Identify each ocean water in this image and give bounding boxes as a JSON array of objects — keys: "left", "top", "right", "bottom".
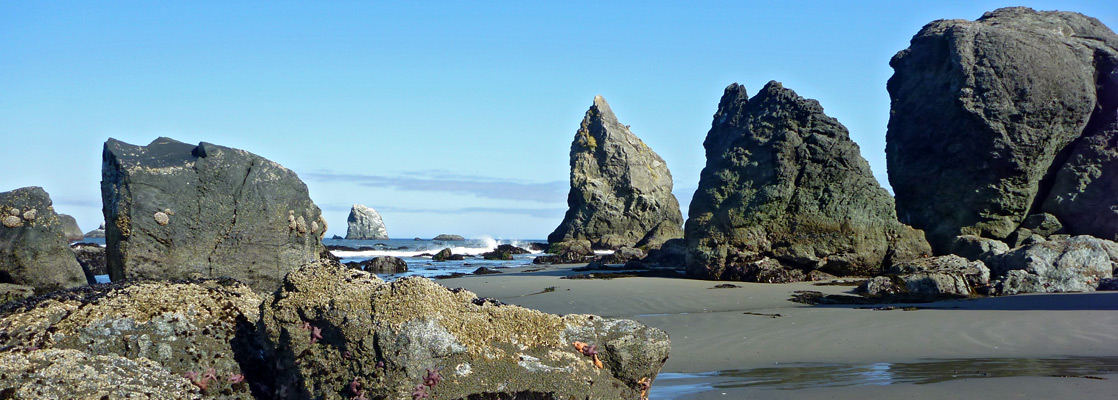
[
  {"left": 325, "top": 237, "right": 547, "bottom": 280},
  {"left": 82, "top": 236, "right": 547, "bottom": 283}
]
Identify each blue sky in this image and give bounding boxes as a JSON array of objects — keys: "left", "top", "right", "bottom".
[{"left": 2, "top": 1, "right": 1115, "bottom": 239}]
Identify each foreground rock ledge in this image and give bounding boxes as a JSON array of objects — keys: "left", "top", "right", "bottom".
[
  {"left": 263, "top": 260, "right": 670, "bottom": 399},
  {"left": 0, "top": 261, "right": 669, "bottom": 399}
]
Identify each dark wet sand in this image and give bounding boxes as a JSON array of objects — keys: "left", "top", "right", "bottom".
[{"left": 439, "top": 264, "right": 1118, "bottom": 399}]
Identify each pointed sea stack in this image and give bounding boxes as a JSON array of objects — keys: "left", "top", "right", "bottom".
[
  {"left": 101, "top": 137, "right": 328, "bottom": 292},
  {"left": 685, "top": 82, "right": 931, "bottom": 280},
  {"left": 549, "top": 96, "right": 684, "bottom": 250},
  {"left": 345, "top": 204, "right": 389, "bottom": 240},
  {"left": 887, "top": 7, "right": 1118, "bottom": 250}
]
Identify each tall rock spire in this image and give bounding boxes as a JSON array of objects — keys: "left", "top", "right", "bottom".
[{"left": 548, "top": 95, "right": 684, "bottom": 250}]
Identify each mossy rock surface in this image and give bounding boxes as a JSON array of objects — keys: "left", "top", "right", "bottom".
[{"left": 260, "top": 260, "right": 670, "bottom": 399}]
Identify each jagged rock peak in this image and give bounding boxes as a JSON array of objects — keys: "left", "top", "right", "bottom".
[
  {"left": 346, "top": 203, "right": 388, "bottom": 240},
  {"left": 549, "top": 95, "right": 684, "bottom": 250},
  {"left": 685, "top": 81, "right": 930, "bottom": 280}
]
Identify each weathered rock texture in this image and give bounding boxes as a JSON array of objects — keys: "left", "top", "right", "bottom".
[
  {"left": 0, "top": 279, "right": 264, "bottom": 399},
  {"left": 101, "top": 137, "right": 328, "bottom": 292},
  {"left": 0, "top": 187, "right": 87, "bottom": 292},
  {"left": 685, "top": 82, "right": 931, "bottom": 280},
  {"left": 344, "top": 255, "right": 408, "bottom": 274},
  {"left": 549, "top": 95, "right": 684, "bottom": 250},
  {"left": 345, "top": 204, "right": 388, "bottom": 240},
  {"left": 71, "top": 242, "right": 107, "bottom": 284},
  {"left": 58, "top": 213, "right": 84, "bottom": 242},
  {"left": 858, "top": 255, "right": 991, "bottom": 297},
  {"left": 990, "top": 235, "right": 1118, "bottom": 294},
  {"left": 84, "top": 222, "right": 106, "bottom": 238},
  {"left": 0, "top": 348, "right": 201, "bottom": 399},
  {"left": 887, "top": 7, "right": 1118, "bottom": 250},
  {"left": 260, "top": 260, "right": 669, "bottom": 399}
]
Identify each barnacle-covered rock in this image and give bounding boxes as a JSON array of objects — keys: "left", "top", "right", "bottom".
[
  {"left": 260, "top": 259, "right": 670, "bottom": 399},
  {"left": 0, "top": 348, "right": 202, "bottom": 399},
  {"left": 0, "top": 279, "right": 264, "bottom": 399},
  {"left": 0, "top": 186, "right": 87, "bottom": 292}
]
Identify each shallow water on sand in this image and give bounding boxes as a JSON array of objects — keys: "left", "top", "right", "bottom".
[{"left": 651, "top": 356, "right": 1118, "bottom": 399}]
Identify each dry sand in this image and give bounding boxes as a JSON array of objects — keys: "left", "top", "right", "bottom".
[{"left": 439, "top": 264, "right": 1118, "bottom": 399}]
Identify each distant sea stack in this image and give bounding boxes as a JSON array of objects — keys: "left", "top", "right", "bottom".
[
  {"left": 685, "top": 82, "right": 930, "bottom": 280},
  {"left": 0, "top": 187, "right": 87, "bottom": 292},
  {"left": 101, "top": 137, "right": 328, "bottom": 292},
  {"left": 887, "top": 7, "right": 1118, "bottom": 251},
  {"left": 548, "top": 95, "right": 684, "bottom": 250},
  {"left": 57, "top": 214, "right": 84, "bottom": 242},
  {"left": 345, "top": 204, "right": 388, "bottom": 240}
]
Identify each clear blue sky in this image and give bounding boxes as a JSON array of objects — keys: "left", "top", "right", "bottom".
[{"left": 2, "top": 1, "right": 1115, "bottom": 239}]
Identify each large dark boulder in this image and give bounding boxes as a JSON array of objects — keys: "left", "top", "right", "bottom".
[
  {"left": 0, "top": 187, "right": 87, "bottom": 292},
  {"left": 685, "top": 82, "right": 931, "bottom": 280},
  {"left": 345, "top": 203, "right": 388, "bottom": 240},
  {"left": 57, "top": 214, "right": 84, "bottom": 242},
  {"left": 260, "top": 260, "right": 669, "bottom": 399},
  {"left": 345, "top": 255, "right": 408, "bottom": 274},
  {"left": 101, "top": 137, "right": 328, "bottom": 293},
  {"left": 71, "top": 242, "right": 107, "bottom": 284},
  {"left": 887, "top": 7, "right": 1118, "bottom": 250},
  {"left": 549, "top": 96, "right": 684, "bottom": 250}
]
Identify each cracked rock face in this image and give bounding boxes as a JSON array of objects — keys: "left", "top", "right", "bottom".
[
  {"left": 549, "top": 95, "right": 684, "bottom": 250},
  {"left": 887, "top": 7, "right": 1118, "bottom": 250},
  {"left": 0, "top": 186, "right": 87, "bottom": 292},
  {"left": 685, "top": 82, "right": 930, "bottom": 280},
  {"left": 260, "top": 260, "right": 669, "bottom": 399},
  {"left": 101, "top": 137, "right": 328, "bottom": 292},
  {"left": 345, "top": 203, "right": 388, "bottom": 240}
]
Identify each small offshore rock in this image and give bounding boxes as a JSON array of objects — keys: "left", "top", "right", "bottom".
[
  {"left": 346, "top": 256, "right": 408, "bottom": 274},
  {"left": 58, "top": 214, "right": 85, "bottom": 242},
  {"left": 433, "top": 234, "right": 466, "bottom": 241}
]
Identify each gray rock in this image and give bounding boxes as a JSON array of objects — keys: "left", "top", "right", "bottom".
[
  {"left": 0, "top": 279, "right": 264, "bottom": 399},
  {"left": 481, "top": 244, "right": 529, "bottom": 260},
  {"left": 596, "top": 246, "right": 646, "bottom": 265},
  {"left": 549, "top": 95, "right": 684, "bottom": 250},
  {"left": 888, "top": 255, "right": 991, "bottom": 296},
  {"left": 1020, "top": 213, "right": 1064, "bottom": 237},
  {"left": 346, "top": 255, "right": 408, "bottom": 274},
  {"left": 534, "top": 239, "right": 595, "bottom": 264},
  {"left": 1099, "top": 278, "right": 1118, "bottom": 291},
  {"left": 57, "top": 214, "right": 84, "bottom": 242},
  {"left": 432, "top": 248, "right": 464, "bottom": 261},
  {"left": 345, "top": 204, "right": 389, "bottom": 240},
  {"left": 0, "top": 349, "right": 201, "bottom": 399},
  {"left": 0, "top": 283, "right": 33, "bottom": 304},
  {"left": 84, "top": 222, "right": 106, "bottom": 238},
  {"left": 71, "top": 242, "right": 107, "bottom": 284},
  {"left": 432, "top": 234, "right": 465, "bottom": 241},
  {"left": 0, "top": 187, "right": 87, "bottom": 292},
  {"left": 685, "top": 82, "right": 931, "bottom": 280},
  {"left": 101, "top": 137, "right": 328, "bottom": 293},
  {"left": 720, "top": 257, "right": 807, "bottom": 283},
  {"left": 887, "top": 7, "right": 1118, "bottom": 251},
  {"left": 260, "top": 260, "right": 669, "bottom": 399},
  {"left": 991, "top": 235, "right": 1118, "bottom": 294},
  {"left": 949, "top": 235, "right": 1010, "bottom": 264}
]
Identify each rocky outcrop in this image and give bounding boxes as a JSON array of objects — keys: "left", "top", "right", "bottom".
[
  {"left": 71, "top": 242, "right": 107, "bottom": 284},
  {"left": 345, "top": 255, "right": 408, "bottom": 274},
  {"left": 0, "top": 349, "right": 201, "bottom": 399},
  {"left": 887, "top": 7, "right": 1118, "bottom": 250},
  {"left": 0, "top": 279, "right": 264, "bottom": 398},
  {"left": 534, "top": 239, "right": 595, "bottom": 264},
  {"left": 481, "top": 244, "right": 530, "bottom": 260},
  {"left": 858, "top": 255, "right": 991, "bottom": 297},
  {"left": 84, "top": 222, "right": 106, "bottom": 238},
  {"left": 549, "top": 95, "right": 684, "bottom": 250},
  {"left": 989, "top": 236, "right": 1118, "bottom": 294},
  {"left": 432, "top": 248, "right": 465, "bottom": 261},
  {"left": 0, "top": 283, "right": 33, "bottom": 304},
  {"left": 432, "top": 234, "right": 465, "bottom": 241},
  {"left": 685, "top": 82, "right": 931, "bottom": 280},
  {"left": 260, "top": 260, "right": 669, "bottom": 399},
  {"left": 58, "top": 214, "right": 84, "bottom": 242},
  {"left": 345, "top": 204, "right": 388, "bottom": 240},
  {"left": 0, "top": 187, "right": 87, "bottom": 292},
  {"left": 101, "top": 137, "right": 328, "bottom": 293}
]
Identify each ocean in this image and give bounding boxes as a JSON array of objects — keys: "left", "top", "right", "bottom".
[
  {"left": 82, "top": 236, "right": 549, "bottom": 283},
  {"left": 325, "top": 237, "right": 548, "bottom": 280}
]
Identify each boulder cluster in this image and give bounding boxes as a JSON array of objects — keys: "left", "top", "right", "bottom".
[{"left": 544, "top": 7, "right": 1117, "bottom": 297}]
